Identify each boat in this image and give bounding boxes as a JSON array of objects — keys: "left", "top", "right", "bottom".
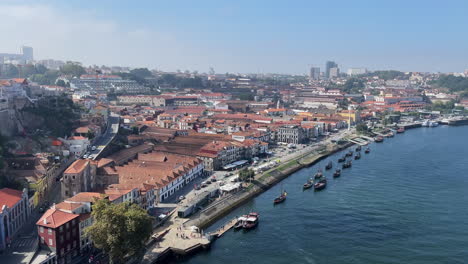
[
  {"left": 342, "top": 160, "right": 352, "bottom": 169},
  {"left": 325, "top": 161, "right": 333, "bottom": 170},
  {"left": 430, "top": 121, "right": 439, "bottom": 127},
  {"left": 345, "top": 150, "right": 353, "bottom": 157},
  {"left": 364, "top": 147, "right": 370, "bottom": 154},
  {"left": 386, "top": 131, "right": 394, "bottom": 137},
  {"left": 274, "top": 190, "right": 287, "bottom": 204},
  {"left": 355, "top": 145, "right": 361, "bottom": 152},
  {"left": 338, "top": 156, "right": 346, "bottom": 163},
  {"left": 314, "top": 169, "right": 324, "bottom": 179},
  {"left": 422, "top": 119, "right": 430, "bottom": 127},
  {"left": 243, "top": 212, "right": 259, "bottom": 230},
  {"left": 303, "top": 179, "right": 313, "bottom": 189},
  {"left": 354, "top": 152, "right": 361, "bottom": 160},
  {"left": 333, "top": 169, "right": 341, "bottom": 177},
  {"left": 314, "top": 178, "right": 327, "bottom": 191},
  {"left": 396, "top": 127, "right": 405, "bottom": 133},
  {"left": 234, "top": 215, "right": 247, "bottom": 230},
  {"left": 374, "top": 136, "right": 384, "bottom": 142}
]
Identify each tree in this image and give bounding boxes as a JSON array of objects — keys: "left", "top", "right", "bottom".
[
  {"left": 239, "top": 168, "right": 255, "bottom": 182},
  {"left": 356, "top": 123, "right": 368, "bottom": 133},
  {"left": 129, "top": 68, "right": 152, "bottom": 79},
  {"left": 56, "top": 79, "right": 67, "bottom": 87},
  {"left": 60, "top": 63, "right": 86, "bottom": 77},
  {"left": 86, "top": 199, "right": 153, "bottom": 264}
]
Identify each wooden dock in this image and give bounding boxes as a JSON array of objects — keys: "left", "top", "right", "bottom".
[{"left": 209, "top": 218, "right": 237, "bottom": 238}]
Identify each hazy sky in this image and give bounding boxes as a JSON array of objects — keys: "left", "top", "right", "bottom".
[{"left": 1, "top": 0, "right": 467, "bottom": 74}]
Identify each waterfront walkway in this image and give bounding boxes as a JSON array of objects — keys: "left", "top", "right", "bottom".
[{"left": 142, "top": 215, "right": 210, "bottom": 264}]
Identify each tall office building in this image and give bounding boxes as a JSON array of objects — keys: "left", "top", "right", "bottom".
[
  {"left": 309, "top": 67, "right": 320, "bottom": 80},
  {"left": 325, "top": 61, "right": 338, "bottom": 79},
  {"left": 329, "top": 67, "right": 340, "bottom": 79},
  {"left": 21, "top": 46, "right": 33, "bottom": 61}
]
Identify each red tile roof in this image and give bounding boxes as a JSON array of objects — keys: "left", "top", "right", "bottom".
[
  {"left": 36, "top": 208, "right": 79, "bottom": 228},
  {"left": 64, "top": 159, "right": 89, "bottom": 174},
  {"left": 0, "top": 188, "right": 23, "bottom": 213}
]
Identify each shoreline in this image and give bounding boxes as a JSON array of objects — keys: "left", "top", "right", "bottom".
[
  {"left": 146, "top": 137, "right": 355, "bottom": 263},
  {"left": 146, "top": 122, "right": 467, "bottom": 263}
]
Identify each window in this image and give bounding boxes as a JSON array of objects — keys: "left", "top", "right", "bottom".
[
  {"left": 48, "top": 228, "right": 52, "bottom": 235},
  {"left": 59, "top": 226, "right": 63, "bottom": 232},
  {"left": 40, "top": 226, "right": 44, "bottom": 233},
  {"left": 48, "top": 238, "right": 53, "bottom": 246}
]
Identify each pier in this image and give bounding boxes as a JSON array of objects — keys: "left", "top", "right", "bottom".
[
  {"left": 209, "top": 218, "right": 238, "bottom": 238},
  {"left": 142, "top": 216, "right": 211, "bottom": 264}
]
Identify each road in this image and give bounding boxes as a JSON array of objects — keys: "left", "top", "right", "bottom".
[{"left": 88, "top": 113, "right": 120, "bottom": 160}]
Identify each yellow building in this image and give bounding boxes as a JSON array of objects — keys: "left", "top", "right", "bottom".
[{"left": 338, "top": 110, "right": 361, "bottom": 123}]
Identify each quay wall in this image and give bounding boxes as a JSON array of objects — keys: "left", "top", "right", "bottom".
[{"left": 187, "top": 141, "right": 354, "bottom": 229}]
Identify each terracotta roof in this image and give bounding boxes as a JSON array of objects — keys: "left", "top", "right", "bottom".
[
  {"left": 65, "top": 192, "right": 106, "bottom": 203},
  {"left": 64, "top": 159, "right": 89, "bottom": 174},
  {"left": 0, "top": 188, "right": 23, "bottom": 213},
  {"left": 36, "top": 208, "right": 79, "bottom": 228},
  {"left": 55, "top": 201, "right": 83, "bottom": 212}
]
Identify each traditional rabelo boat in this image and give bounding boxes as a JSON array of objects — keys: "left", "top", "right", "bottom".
[
  {"left": 333, "top": 169, "right": 341, "bottom": 178},
  {"left": 303, "top": 179, "right": 313, "bottom": 190},
  {"left": 314, "top": 169, "right": 324, "bottom": 179},
  {"left": 314, "top": 178, "right": 327, "bottom": 191},
  {"left": 274, "top": 189, "right": 287, "bottom": 204},
  {"left": 342, "top": 160, "right": 352, "bottom": 169},
  {"left": 354, "top": 152, "right": 361, "bottom": 160},
  {"left": 325, "top": 161, "right": 333, "bottom": 170},
  {"left": 364, "top": 147, "right": 370, "bottom": 154},
  {"left": 338, "top": 156, "right": 346, "bottom": 163}
]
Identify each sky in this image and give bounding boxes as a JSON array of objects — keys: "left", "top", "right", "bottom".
[{"left": 0, "top": 0, "right": 467, "bottom": 74}]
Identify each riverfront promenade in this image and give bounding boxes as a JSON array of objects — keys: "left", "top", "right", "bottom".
[{"left": 140, "top": 129, "right": 357, "bottom": 263}]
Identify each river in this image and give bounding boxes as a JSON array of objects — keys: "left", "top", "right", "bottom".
[{"left": 179, "top": 125, "right": 468, "bottom": 264}]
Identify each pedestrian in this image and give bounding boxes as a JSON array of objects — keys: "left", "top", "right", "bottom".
[{"left": 176, "top": 233, "right": 178, "bottom": 238}]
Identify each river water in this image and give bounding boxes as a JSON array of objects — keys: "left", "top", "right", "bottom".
[{"left": 180, "top": 125, "right": 468, "bottom": 264}]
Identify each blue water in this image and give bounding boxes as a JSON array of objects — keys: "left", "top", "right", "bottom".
[{"left": 180, "top": 126, "right": 468, "bottom": 264}]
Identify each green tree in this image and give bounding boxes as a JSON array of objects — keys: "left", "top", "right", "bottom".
[
  {"left": 129, "top": 68, "right": 152, "bottom": 79},
  {"left": 60, "top": 63, "right": 86, "bottom": 77},
  {"left": 356, "top": 123, "right": 368, "bottom": 133},
  {"left": 239, "top": 168, "right": 255, "bottom": 182},
  {"left": 86, "top": 199, "right": 153, "bottom": 264},
  {"left": 56, "top": 79, "right": 67, "bottom": 87}
]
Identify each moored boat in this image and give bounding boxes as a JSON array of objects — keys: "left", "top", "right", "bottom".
[
  {"left": 355, "top": 145, "right": 361, "bottom": 152},
  {"left": 314, "top": 178, "right": 327, "bottom": 191},
  {"left": 303, "top": 179, "right": 313, "bottom": 189},
  {"left": 333, "top": 169, "right": 341, "bottom": 177},
  {"left": 338, "top": 156, "right": 346, "bottom": 163},
  {"left": 274, "top": 190, "right": 287, "bottom": 204},
  {"left": 325, "top": 161, "right": 333, "bottom": 170},
  {"left": 243, "top": 212, "right": 259, "bottom": 230},
  {"left": 342, "top": 160, "right": 352, "bottom": 169},
  {"left": 234, "top": 215, "right": 247, "bottom": 230},
  {"left": 346, "top": 150, "right": 353, "bottom": 157},
  {"left": 397, "top": 127, "right": 405, "bottom": 133},
  {"left": 374, "top": 136, "right": 384, "bottom": 142},
  {"left": 364, "top": 147, "right": 370, "bottom": 154},
  {"left": 354, "top": 152, "right": 361, "bottom": 160},
  {"left": 314, "top": 169, "right": 324, "bottom": 179}
]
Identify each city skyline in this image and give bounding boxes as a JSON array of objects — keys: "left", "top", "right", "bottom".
[{"left": 1, "top": 0, "right": 468, "bottom": 74}]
